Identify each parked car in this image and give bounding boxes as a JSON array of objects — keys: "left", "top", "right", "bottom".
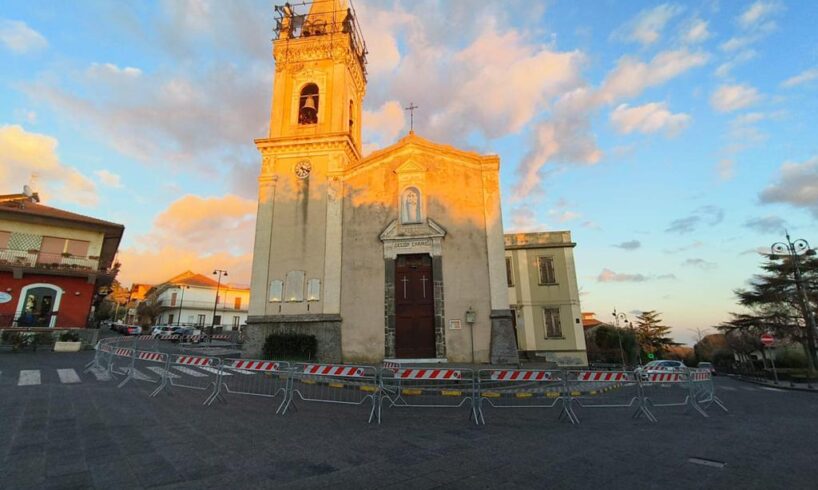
[
  {"left": 151, "top": 325, "right": 176, "bottom": 338},
  {"left": 124, "top": 325, "right": 142, "bottom": 336},
  {"left": 698, "top": 361, "right": 716, "bottom": 376},
  {"left": 634, "top": 360, "right": 688, "bottom": 380}
]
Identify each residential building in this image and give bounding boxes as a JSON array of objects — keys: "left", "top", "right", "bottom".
[
  {"left": 0, "top": 187, "right": 124, "bottom": 328},
  {"left": 505, "top": 231, "right": 588, "bottom": 366},
  {"left": 148, "top": 271, "right": 249, "bottom": 331}
]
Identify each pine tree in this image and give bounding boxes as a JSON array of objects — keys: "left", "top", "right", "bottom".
[{"left": 634, "top": 310, "right": 674, "bottom": 359}]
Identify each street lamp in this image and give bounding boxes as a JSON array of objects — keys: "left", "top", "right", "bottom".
[
  {"left": 612, "top": 309, "right": 628, "bottom": 368},
  {"left": 771, "top": 232, "right": 817, "bottom": 374},
  {"left": 211, "top": 269, "right": 228, "bottom": 336},
  {"left": 176, "top": 285, "right": 189, "bottom": 327}
]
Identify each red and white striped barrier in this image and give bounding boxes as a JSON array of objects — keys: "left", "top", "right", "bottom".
[
  {"left": 228, "top": 360, "right": 280, "bottom": 372},
  {"left": 383, "top": 361, "right": 400, "bottom": 373},
  {"left": 114, "top": 348, "right": 133, "bottom": 357},
  {"left": 304, "top": 364, "right": 365, "bottom": 377},
  {"left": 159, "top": 335, "right": 181, "bottom": 340},
  {"left": 175, "top": 355, "right": 213, "bottom": 367},
  {"left": 576, "top": 371, "right": 630, "bottom": 382},
  {"left": 490, "top": 370, "right": 552, "bottom": 382},
  {"left": 690, "top": 371, "right": 711, "bottom": 381},
  {"left": 138, "top": 351, "right": 166, "bottom": 363},
  {"left": 646, "top": 372, "right": 683, "bottom": 383},
  {"left": 397, "top": 369, "right": 462, "bottom": 380}
]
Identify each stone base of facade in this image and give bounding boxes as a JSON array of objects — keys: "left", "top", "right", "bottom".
[
  {"left": 489, "top": 309, "right": 520, "bottom": 365},
  {"left": 519, "top": 350, "right": 589, "bottom": 367},
  {"left": 244, "top": 314, "right": 342, "bottom": 363}
]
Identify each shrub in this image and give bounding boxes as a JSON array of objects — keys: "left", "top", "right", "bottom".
[
  {"left": 773, "top": 349, "right": 807, "bottom": 369},
  {"left": 261, "top": 333, "right": 317, "bottom": 360},
  {"left": 711, "top": 348, "right": 735, "bottom": 369},
  {"left": 59, "top": 331, "right": 81, "bottom": 342},
  {"left": 35, "top": 332, "right": 54, "bottom": 345}
]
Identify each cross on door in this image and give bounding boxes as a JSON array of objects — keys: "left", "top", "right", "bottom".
[
  {"left": 401, "top": 275, "right": 409, "bottom": 299},
  {"left": 420, "top": 275, "right": 428, "bottom": 298}
]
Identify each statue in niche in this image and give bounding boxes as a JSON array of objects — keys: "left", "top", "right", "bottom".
[{"left": 401, "top": 187, "right": 422, "bottom": 224}]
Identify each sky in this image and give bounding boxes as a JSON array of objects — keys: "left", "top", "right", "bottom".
[{"left": 2, "top": 0, "right": 817, "bottom": 345}]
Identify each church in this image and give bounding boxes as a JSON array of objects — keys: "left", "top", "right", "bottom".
[{"left": 246, "top": 0, "right": 518, "bottom": 364}]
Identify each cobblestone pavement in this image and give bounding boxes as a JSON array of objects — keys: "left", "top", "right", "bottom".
[{"left": 1, "top": 351, "right": 817, "bottom": 489}]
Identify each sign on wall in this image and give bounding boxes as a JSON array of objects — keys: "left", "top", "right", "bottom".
[{"left": 0, "top": 292, "right": 12, "bottom": 304}]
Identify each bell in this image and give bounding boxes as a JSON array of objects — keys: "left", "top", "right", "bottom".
[{"left": 302, "top": 95, "right": 316, "bottom": 112}]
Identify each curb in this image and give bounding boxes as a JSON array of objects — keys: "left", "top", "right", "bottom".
[{"left": 729, "top": 374, "right": 818, "bottom": 393}]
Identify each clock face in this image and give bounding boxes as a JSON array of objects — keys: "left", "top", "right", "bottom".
[{"left": 294, "top": 160, "right": 312, "bottom": 179}]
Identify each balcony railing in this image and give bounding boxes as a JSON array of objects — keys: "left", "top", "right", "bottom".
[
  {"left": 157, "top": 299, "right": 248, "bottom": 311},
  {"left": 0, "top": 248, "right": 101, "bottom": 273}
]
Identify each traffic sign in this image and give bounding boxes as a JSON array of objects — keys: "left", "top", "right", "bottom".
[{"left": 760, "top": 333, "right": 775, "bottom": 347}]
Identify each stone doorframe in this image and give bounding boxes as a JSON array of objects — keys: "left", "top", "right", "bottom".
[{"left": 380, "top": 219, "right": 447, "bottom": 359}]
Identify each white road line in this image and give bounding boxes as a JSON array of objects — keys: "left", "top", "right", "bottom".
[
  {"left": 172, "top": 366, "right": 208, "bottom": 378},
  {"left": 146, "top": 366, "right": 179, "bottom": 378},
  {"left": 18, "top": 370, "right": 41, "bottom": 386},
  {"left": 57, "top": 369, "right": 82, "bottom": 384},
  {"left": 760, "top": 386, "right": 785, "bottom": 392},
  {"left": 88, "top": 366, "right": 112, "bottom": 382},
  {"left": 741, "top": 387, "right": 757, "bottom": 391},
  {"left": 225, "top": 367, "right": 255, "bottom": 375},
  {"left": 124, "top": 368, "right": 152, "bottom": 381},
  {"left": 194, "top": 365, "right": 228, "bottom": 376}
]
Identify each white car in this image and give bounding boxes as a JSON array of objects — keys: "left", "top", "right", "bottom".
[
  {"left": 635, "top": 360, "right": 688, "bottom": 380},
  {"left": 151, "top": 325, "right": 176, "bottom": 337}
]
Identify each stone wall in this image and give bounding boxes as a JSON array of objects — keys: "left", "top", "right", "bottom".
[{"left": 244, "top": 314, "right": 342, "bottom": 363}]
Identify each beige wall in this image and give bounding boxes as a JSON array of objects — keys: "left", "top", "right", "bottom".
[
  {"left": 0, "top": 219, "right": 104, "bottom": 257},
  {"left": 506, "top": 232, "right": 588, "bottom": 365}
]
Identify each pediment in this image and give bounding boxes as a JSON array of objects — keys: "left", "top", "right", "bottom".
[
  {"left": 394, "top": 159, "right": 426, "bottom": 175},
  {"left": 379, "top": 218, "right": 447, "bottom": 242}
]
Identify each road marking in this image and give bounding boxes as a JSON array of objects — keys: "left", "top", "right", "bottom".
[
  {"left": 688, "top": 457, "right": 726, "bottom": 468},
  {"left": 741, "top": 387, "right": 757, "bottom": 391},
  {"left": 172, "top": 366, "right": 208, "bottom": 378},
  {"left": 57, "top": 369, "right": 81, "bottom": 384},
  {"left": 194, "top": 366, "right": 228, "bottom": 376},
  {"left": 18, "top": 370, "right": 41, "bottom": 386},
  {"left": 225, "top": 368, "right": 255, "bottom": 375},
  {"left": 88, "top": 366, "right": 111, "bottom": 382},
  {"left": 760, "top": 386, "right": 784, "bottom": 392},
  {"left": 146, "top": 366, "right": 179, "bottom": 378}
]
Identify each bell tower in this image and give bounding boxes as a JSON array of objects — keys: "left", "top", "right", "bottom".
[{"left": 247, "top": 0, "right": 368, "bottom": 361}]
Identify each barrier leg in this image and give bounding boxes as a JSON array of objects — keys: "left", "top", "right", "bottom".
[
  {"left": 633, "top": 381, "right": 657, "bottom": 423},
  {"left": 117, "top": 349, "right": 137, "bottom": 389},
  {"left": 150, "top": 357, "right": 170, "bottom": 398},
  {"left": 203, "top": 366, "right": 225, "bottom": 406}
]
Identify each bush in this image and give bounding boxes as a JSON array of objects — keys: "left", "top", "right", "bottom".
[
  {"left": 711, "top": 348, "right": 735, "bottom": 369},
  {"left": 35, "top": 332, "right": 54, "bottom": 345},
  {"left": 773, "top": 349, "right": 807, "bottom": 369},
  {"left": 261, "top": 333, "right": 317, "bottom": 360},
  {"left": 59, "top": 331, "right": 81, "bottom": 342}
]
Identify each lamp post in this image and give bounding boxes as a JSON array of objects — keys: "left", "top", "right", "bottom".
[
  {"left": 176, "top": 285, "right": 189, "bottom": 327},
  {"left": 211, "top": 269, "right": 228, "bottom": 337},
  {"left": 771, "top": 233, "right": 817, "bottom": 374},
  {"left": 612, "top": 309, "right": 628, "bottom": 368}
]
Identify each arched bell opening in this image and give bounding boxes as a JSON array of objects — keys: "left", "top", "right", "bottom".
[{"left": 299, "top": 83, "right": 319, "bottom": 125}]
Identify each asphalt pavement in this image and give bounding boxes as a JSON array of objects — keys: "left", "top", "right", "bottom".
[{"left": 1, "top": 350, "right": 817, "bottom": 489}]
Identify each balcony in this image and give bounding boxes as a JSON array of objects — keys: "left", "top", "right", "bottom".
[
  {"left": 158, "top": 299, "right": 248, "bottom": 311},
  {"left": 0, "top": 248, "right": 105, "bottom": 274}
]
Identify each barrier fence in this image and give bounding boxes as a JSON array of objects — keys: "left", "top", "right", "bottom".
[{"left": 97, "top": 338, "right": 727, "bottom": 425}]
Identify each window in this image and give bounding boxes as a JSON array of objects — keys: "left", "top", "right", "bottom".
[
  {"left": 299, "top": 83, "right": 319, "bottom": 125},
  {"left": 543, "top": 308, "right": 562, "bottom": 338},
  {"left": 537, "top": 256, "right": 556, "bottom": 284},
  {"left": 234, "top": 297, "right": 242, "bottom": 310},
  {"left": 232, "top": 316, "right": 240, "bottom": 328},
  {"left": 214, "top": 315, "right": 222, "bottom": 325},
  {"left": 168, "top": 313, "right": 175, "bottom": 325},
  {"left": 505, "top": 257, "right": 514, "bottom": 287},
  {"left": 170, "top": 292, "right": 178, "bottom": 307},
  {"left": 65, "top": 239, "right": 89, "bottom": 257},
  {"left": 0, "top": 230, "right": 10, "bottom": 249},
  {"left": 197, "top": 314, "right": 206, "bottom": 326}
]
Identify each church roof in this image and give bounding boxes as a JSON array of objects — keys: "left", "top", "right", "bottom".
[
  {"left": 352, "top": 131, "right": 499, "bottom": 173},
  {"left": 166, "top": 270, "right": 221, "bottom": 288}
]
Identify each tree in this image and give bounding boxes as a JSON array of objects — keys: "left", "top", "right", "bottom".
[
  {"left": 634, "top": 310, "right": 674, "bottom": 360},
  {"left": 585, "top": 325, "right": 639, "bottom": 366},
  {"left": 693, "top": 333, "right": 729, "bottom": 363},
  {"left": 135, "top": 298, "right": 163, "bottom": 328}
]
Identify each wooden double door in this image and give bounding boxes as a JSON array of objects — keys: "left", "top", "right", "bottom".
[{"left": 395, "top": 254, "right": 436, "bottom": 358}]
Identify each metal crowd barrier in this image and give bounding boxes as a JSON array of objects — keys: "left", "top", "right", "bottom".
[
  {"left": 209, "top": 359, "right": 291, "bottom": 412},
  {"left": 118, "top": 350, "right": 168, "bottom": 389},
  {"left": 566, "top": 370, "right": 639, "bottom": 423},
  {"left": 151, "top": 353, "right": 223, "bottom": 404},
  {"left": 689, "top": 369, "right": 728, "bottom": 414},
  {"left": 476, "top": 369, "right": 573, "bottom": 424},
  {"left": 380, "top": 368, "right": 478, "bottom": 424},
  {"left": 638, "top": 371, "right": 707, "bottom": 421},
  {"left": 289, "top": 363, "right": 380, "bottom": 423}
]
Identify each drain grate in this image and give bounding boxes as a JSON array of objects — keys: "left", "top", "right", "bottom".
[{"left": 688, "top": 457, "right": 726, "bottom": 468}]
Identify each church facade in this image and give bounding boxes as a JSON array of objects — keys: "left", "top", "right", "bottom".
[{"left": 246, "top": 0, "right": 518, "bottom": 364}]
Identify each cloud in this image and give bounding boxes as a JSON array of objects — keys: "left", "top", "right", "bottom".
[
  {"left": 597, "top": 268, "right": 648, "bottom": 283},
  {"left": 597, "top": 49, "right": 709, "bottom": 104},
  {"left": 0, "top": 125, "right": 97, "bottom": 206},
  {"left": 715, "top": 49, "right": 756, "bottom": 78},
  {"left": 506, "top": 207, "right": 549, "bottom": 233},
  {"left": 717, "top": 159, "right": 735, "bottom": 180},
  {"left": 744, "top": 215, "right": 787, "bottom": 234},
  {"left": 710, "top": 84, "right": 761, "bottom": 112},
  {"left": 0, "top": 19, "right": 47, "bottom": 53},
  {"left": 87, "top": 62, "right": 143, "bottom": 79},
  {"left": 738, "top": 1, "right": 782, "bottom": 29},
  {"left": 681, "top": 18, "right": 710, "bottom": 44},
  {"left": 682, "top": 258, "right": 717, "bottom": 270},
  {"left": 759, "top": 156, "right": 818, "bottom": 218},
  {"left": 781, "top": 68, "right": 818, "bottom": 88},
  {"left": 117, "top": 193, "right": 256, "bottom": 285},
  {"left": 664, "top": 240, "right": 704, "bottom": 254},
  {"left": 610, "top": 102, "right": 690, "bottom": 136},
  {"left": 362, "top": 100, "right": 406, "bottom": 147},
  {"left": 615, "top": 4, "right": 685, "bottom": 46},
  {"left": 94, "top": 170, "right": 122, "bottom": 188},
  {"left": 739, "top": 246, "right": 769, "bottom": 256},
  {"left": 613, "top": 240, "right": 641, "bottom": 251},
  {"left": 666, "top": 206, "right": 723, "bottom": 233}
]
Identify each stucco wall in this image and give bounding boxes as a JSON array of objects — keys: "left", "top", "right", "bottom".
[
  {"left": 0, "top": 219, "right": 104, "bottom": 257},
  {"left": 0, "top": 272, "right": 94, "bottom": 328}
]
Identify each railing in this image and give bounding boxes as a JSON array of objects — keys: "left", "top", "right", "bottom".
[
  {"left": 0, "top": 248, "right": 100, "bottom": 273},
  {"left": 157, "top": 299, "right": 248, "bottom": 311}
]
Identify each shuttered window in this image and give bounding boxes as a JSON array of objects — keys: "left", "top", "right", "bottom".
[
  {"left": 505, "top": 257, "right": 514, "bottom": 287},
  {"left": 543, "top": 308, "right": 562, "bottom": 338},
  {"left": 537, "top": 256, "right": 556, "bottom": 284}
]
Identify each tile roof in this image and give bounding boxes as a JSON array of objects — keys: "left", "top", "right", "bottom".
[{"left": 0, "top": 200, "right": 124, "bottom": 229}]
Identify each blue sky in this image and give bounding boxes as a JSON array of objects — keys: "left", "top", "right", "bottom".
[{"left": 2, "top": 1, "right": 817, "bottom": 344}]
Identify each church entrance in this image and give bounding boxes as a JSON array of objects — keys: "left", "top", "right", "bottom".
[{"left": 394, "top": 254, "right": 436, "bottom": 358}]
